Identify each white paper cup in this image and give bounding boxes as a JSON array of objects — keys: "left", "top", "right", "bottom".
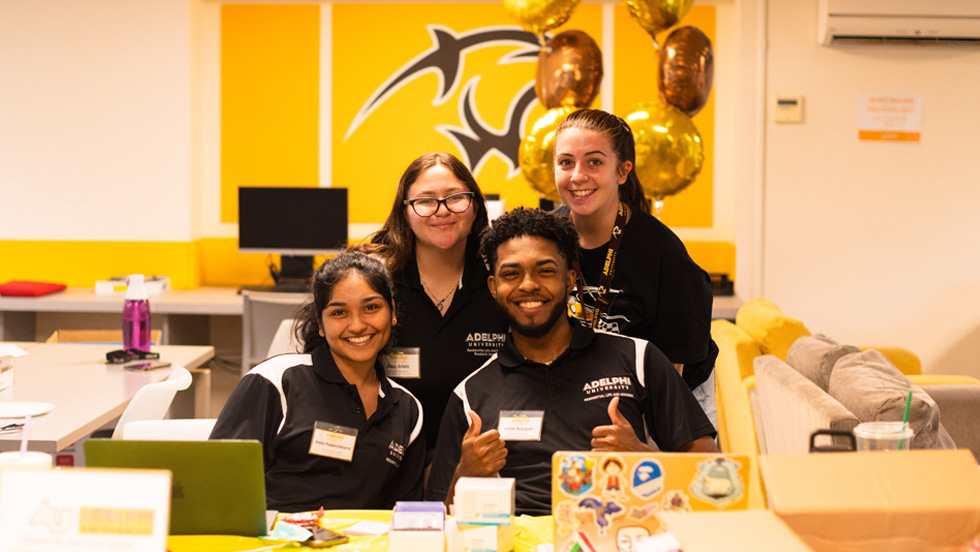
[
  {"left": 853, "top": 422, "right": 915, "bottom": 451},
  {"left": 0, "top": 451, "right": 53, "bottom": 496}
]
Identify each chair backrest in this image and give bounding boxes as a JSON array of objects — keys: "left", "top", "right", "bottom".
[
  {"left": 266, "top": 318, "right": 300, "bottom": 358},
  {"left": 111, "top": 365, "right": 193, "bottom": 439},
  {"left": 121, "top": 418, "right": 218, "bottom": 441},
  {"left": 241, "top": 291, "right": 305, "bottom": 375}
]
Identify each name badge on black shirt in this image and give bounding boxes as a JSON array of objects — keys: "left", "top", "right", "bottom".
[
  {"left": 310, "top": 421, "right": 358, "bottom": 462},
  {"left": 383, "top": 347, "right": 421, "bottom": 379}
]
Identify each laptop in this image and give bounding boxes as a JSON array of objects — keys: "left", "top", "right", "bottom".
[
  {"left": 551, "top": 451, "right": 751, "bottom": 552},
  {"left": 84, "top": 439, "right": 268, "bottom": 536}
]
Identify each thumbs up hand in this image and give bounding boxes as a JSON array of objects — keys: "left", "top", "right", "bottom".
[
  {"left": 456, "top": 411, "right": 507, "bottom": 477},
  {"left": 591, "top": 396, "right": 653, "bottom": 452}
]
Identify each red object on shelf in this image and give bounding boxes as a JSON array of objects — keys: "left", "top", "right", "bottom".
[{"left": 0, "top": 281, "right": 68, "bottom": 297}]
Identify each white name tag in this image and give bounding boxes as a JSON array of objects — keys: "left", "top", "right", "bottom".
[
  {"left": 310, "top": 421, "right": 358, "bottom": 462},
  {"left": 383, "top": 348, "right": 421, "bottom": 379},
  {"left": 0, "top": 468, "right": 170, "bottom": 552},
  {"left": 498, "top": 410, "right": 544, "bottom": 441}
]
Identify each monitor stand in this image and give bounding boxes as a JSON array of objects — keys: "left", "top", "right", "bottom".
[{"left": 238, "top": 256, "right": 314, "bottom": 294}]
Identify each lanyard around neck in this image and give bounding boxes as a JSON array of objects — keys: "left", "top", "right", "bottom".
[{"left": 573, "top": 202, "right": 629, "bottom": 328}]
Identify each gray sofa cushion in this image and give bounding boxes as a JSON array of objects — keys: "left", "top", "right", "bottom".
[
  {"left": 786, "top": 334, "right": 860, "bottom": 391},
  {"left": 829, "top": 350, "right": 955, "bottom": 450},
  {"left": 754, "top": 355, "right": 859, "bottom": 455},
  {"left": 922, "top": 384, "right": 980, "bottom": 462}
]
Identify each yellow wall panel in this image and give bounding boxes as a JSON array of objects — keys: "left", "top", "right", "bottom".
[
  {"left": 0, "top": 241, "right": 201, "bottom": 289},
  {"left": 221, "top": 4, "right": 320, "bottom": 223}
]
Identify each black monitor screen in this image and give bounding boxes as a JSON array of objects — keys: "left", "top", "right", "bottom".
[{"left": 238, "top": 187, "right": 348, "bottom": 255}]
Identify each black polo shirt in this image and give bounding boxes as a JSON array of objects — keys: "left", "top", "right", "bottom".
[
  {"left": 389, "top": 236, "right": 508, "bottom": 458},
  {"left": 210, "top": 345, "right": 425, "bottom": 512},
  {"left": 425, "top": 321, "right": 716, "bottom": 515},
  {"left": 561, "top": 207, "right": 719, "bottom": 391}
]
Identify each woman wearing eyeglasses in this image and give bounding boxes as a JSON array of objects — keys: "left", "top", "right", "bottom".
[{"left": 360, "top": 152, "right": 507, "bottom": 471}]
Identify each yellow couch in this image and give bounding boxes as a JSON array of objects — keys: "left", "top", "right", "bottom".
[{"left": 712, "top": 298, "right": 926, "bottom": 508}]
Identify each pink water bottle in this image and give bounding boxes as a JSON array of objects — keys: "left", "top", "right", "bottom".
[{"left": 123, "top": 274, "right": 152, "bottom": 352}]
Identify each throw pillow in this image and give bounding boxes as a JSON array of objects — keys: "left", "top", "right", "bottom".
[
  {"left": 829, "top": 350, "right": 955, "bottom": 450},
  {"left": 735, "top": 298, "right": 810, "bottom": 360},
  {"left": 786, "top": 334, "right": 860, "bottom": 391}
]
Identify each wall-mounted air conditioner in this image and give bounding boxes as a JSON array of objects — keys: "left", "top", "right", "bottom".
[{"left": 818, "top": 0, "right": 980, "bottom": 45}]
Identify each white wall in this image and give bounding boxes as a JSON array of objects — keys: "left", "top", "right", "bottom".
[
  {"left": 0, "top": 0, "right": 194, "bottom": 242},
  {"left": 757, "top": 0, "right": 980, "bottom": 376},
  {"left": 3, "top": 0, "right": 977, "bottom": 377}
]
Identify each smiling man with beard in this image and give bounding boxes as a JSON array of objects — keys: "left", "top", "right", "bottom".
[{"left": 425, "top": 208, "right": 717, "bottom": 515}]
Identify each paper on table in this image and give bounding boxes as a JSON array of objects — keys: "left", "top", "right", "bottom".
[
  {"left": 343, "top": 520, "right": 391, "bottom": 535},
  {"left": 0, "top": 345, "right": 27, "bottom": 358}
]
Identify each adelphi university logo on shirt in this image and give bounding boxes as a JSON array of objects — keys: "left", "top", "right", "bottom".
[
  {"left": 582, "top": 377, "right": 634, "bottom": 402},
  {"left": 466, "top": 332, "right": 506, "bottom": 357},
  {"left": 386, "top": 440, "right": 406, "bottom": 467}
]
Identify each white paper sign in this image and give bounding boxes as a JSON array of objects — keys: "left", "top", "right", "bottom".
[
  {"left": 857, "top": 93, "right": 923, "bottom": 142},
  {"left": 0, "top": 468, "right": 170, "bottom": 552}
]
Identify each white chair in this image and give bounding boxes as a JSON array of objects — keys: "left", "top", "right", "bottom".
[
  {"left": 121, "top": 418, "right": 218, "bottom": 441},
  {"left": 110, "top": 365, "right": 193, "bottom": 439},
  {"left": 266, "top": 318, "right": 300, "bottom": 358},
  {"left": 242, "top": 291, "right": 306, "bottom": 375}
]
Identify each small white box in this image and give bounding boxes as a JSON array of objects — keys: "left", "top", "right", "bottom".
[
  {"left": 453, "top": 477, "right": 515, "bottom": 525},
  {"left": 389, "top": 501, "right": 446, "bottom": 552},
  {"left": 449, "top": 521, "right": 514, "bottom": 552}
]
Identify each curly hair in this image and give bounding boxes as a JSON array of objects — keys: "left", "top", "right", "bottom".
[
  {"left": 479, "top": 208, "right": 578, "bottom": 273},
  {"left": 556, "top": 109, "right": 650, "bottom": 214},
  {"left": 293, "top": 251, "right": 396, "bottom": 354},
  {"left": 362, "top": 152, "right": 490, "bottom": 274}
]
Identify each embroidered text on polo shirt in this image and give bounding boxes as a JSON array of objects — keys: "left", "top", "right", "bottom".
[
  {"left": 465, "top": 332, "right": 507, "bottom": 357},
  {"left": 582, "top": 377, "right": 635, "bottom": 402},
  {"left": 387, "top": 440, "right": 406, "bottom": 467}
]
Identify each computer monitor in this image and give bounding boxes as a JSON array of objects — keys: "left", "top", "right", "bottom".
[{"left": 238, "top": 186, "right": 348, "bottom": 285}]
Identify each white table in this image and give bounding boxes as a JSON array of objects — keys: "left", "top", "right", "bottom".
[{"left": 0, "top": 342, "right": 214, "bottom": 453}]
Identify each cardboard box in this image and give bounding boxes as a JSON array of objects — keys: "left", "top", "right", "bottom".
[
  {"left": 46, "top": 329, "right": 162, "bottom": 344},
  {"left": 760, "top": 450, "right": 980, "bottom": 552},
  {"left": 653, "top": 511, "right": 813, "bottom": 551}
]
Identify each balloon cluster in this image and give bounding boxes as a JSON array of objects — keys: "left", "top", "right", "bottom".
[{"left": 511, "top": 0, "right": 714, "bottom": 211}]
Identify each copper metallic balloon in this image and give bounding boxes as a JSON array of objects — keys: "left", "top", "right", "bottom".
[
  {"left": 659, "top": 26, "right": 714, "bottom": 117},
  {"left": 519, "top": 107, "right": 577, "bottom": 200},
  {"left": 626, "top": 101, "right": 703, "bottom": 200},
  {"left": 503, "top": 0, "right": 581, "bottom": 37},
  {"left": 535, "top": 30, "right": 603, "bottom": 109},
  {"left": 623, "top": 0, "right": 694, "bottom": 42}
]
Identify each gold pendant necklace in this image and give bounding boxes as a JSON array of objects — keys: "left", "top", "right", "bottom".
[{"left": 421, "top": 276, "right": 459, "bottom": 312}]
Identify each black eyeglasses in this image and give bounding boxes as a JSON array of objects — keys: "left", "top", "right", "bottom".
[
  {"left": 403, "top": 192, "right": 474, "bottom": 217},
  {"left": 106, "top": 348, "right": 160, "bottom": 364}
]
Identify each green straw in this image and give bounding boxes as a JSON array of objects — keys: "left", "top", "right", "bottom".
[{"left": 898, "top": 389, "right": 912, "bottom": 450}]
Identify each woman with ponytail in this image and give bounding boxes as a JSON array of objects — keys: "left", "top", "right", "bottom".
[
  {"left": 211, "top": 252, "right": 425, "bottom": 512},
  {"left": 553, "top": 109, "right": 719, "bottom": 429}
]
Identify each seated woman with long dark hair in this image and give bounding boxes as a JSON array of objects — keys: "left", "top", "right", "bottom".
[{"left": 211, "top": 252, "right": 425, "bottom": 512}]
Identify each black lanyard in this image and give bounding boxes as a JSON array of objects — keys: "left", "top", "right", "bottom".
[{"left": 573, "top": 203, "right": 629, "bottom": 328}]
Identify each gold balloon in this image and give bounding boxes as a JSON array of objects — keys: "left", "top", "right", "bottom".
[
  {"left": 503, "top": 0, "right": 581, "bottom": 36},
  {"left": 519, "top": 107, "right": 577, "bottom": 200},
  {"left": 622, "top": 0, "right": 694, "bottom": 42},
  {"left": 535, "top": 30, "right": 603, "bottom": 109},
  {"left": 659, "top": 26, "right": 714, "bottom": 117},
  {"left": 626, "top": 101, "right": 703, "bottom": 200}
]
